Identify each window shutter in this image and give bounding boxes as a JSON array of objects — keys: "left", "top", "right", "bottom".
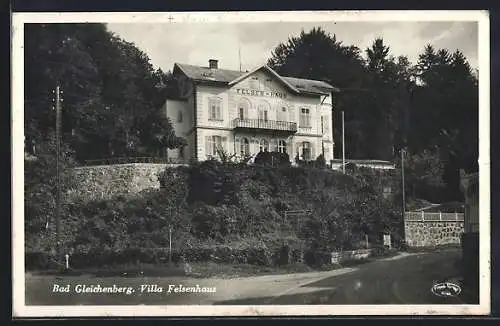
[
  {"left": 311, "top": 144, "right": 316, "bottom": 160},
  {"left": 205, "top": 136, "right": 211, "bottom": 158}
]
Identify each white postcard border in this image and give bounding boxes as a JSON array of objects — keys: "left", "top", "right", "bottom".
[{"left": 12, "top": 10, "right": 491, "bottom": 317}]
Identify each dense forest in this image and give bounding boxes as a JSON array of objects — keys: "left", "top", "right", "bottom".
[
  {"left": 24, "top": 24, "right": 479, "bottom": 204},
  {"left": 267, "top": 27, "right": 478, "bottom": 202},
  {"left": 24, "top": 23, "right": 184, "bottom": 164}
]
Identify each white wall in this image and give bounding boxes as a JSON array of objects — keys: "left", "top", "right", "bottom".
[
  {"left": 165, "top": 99, "right": 192, "bottom": 163},
  {"left": 179, "top": 68, "right": 335, "bottom": 163},
  {"left": 320, "top": 95, "right": 334, "bottom": 162}
]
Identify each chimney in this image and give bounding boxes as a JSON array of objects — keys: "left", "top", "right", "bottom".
[{"left": 209, "top": 59, "right": 218, "bottom": 69}]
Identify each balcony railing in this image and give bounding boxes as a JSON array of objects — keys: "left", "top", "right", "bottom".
[{"left": 233, "top": 118, "right": 298, "bottom": 132}]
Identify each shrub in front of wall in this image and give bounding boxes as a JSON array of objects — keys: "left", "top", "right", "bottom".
[
  {"left": 303, "top": 249, "right": 332, "bottom": 267},
  {"left": 254, "top": 151, "right": 291, "bottom": 167},
  {"left": 315, "top": 154, "right": 326, "bottom": 168},
  {"left": 67, "top": 247, "right": 172, "bottom": 269},
  {"left": 25, "top": 251, "right": 55, "bottom": 271},
  {"left": 245, "top": 246, "right": 274, "bottom": 266}
]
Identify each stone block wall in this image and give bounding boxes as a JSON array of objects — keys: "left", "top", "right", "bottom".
[
  {"left": 64, "top": 163, "right": 183, "bottom": 202},
  {"left": 330, "top": 249, "right": 373, "bottom": 264},
  {"left": 404, "top": 220, "right": 464, "bottom": 247}
]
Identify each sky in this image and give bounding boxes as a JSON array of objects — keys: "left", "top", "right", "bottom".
[{"left": 106, "top": 21, "right": 478, "bottom": 73}]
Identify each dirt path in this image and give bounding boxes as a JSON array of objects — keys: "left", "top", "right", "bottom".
[{"left": 26, "top": 253, "right": 421, "bottom": 305}]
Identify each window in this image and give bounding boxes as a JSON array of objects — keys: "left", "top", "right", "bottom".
[
  {"left": 209, "top": 98, "right": 223, "bottom": 121},
  {"left": 177, "top": 110, "right": 183, "bottom": 123},
  {"left": 278, "top": 107, "right": 287, "bottom": 122},
  {"left": 179, "top": 146, "right": 184, "bottom": 159},
  {"left": 240, "top": 138, "right": 250, "bottom": 156},
  {"left": 382, "top": 187, "right": 392, "bottom": 199},
  {"left": 302, "top": 141, "right": 312, "bottom": 160},
  {"left": 259, "top": 139, "right": 269, "bottom": 152},
  {"left": 259, "top": 109, "right": 268, "bottom": 121},
  {"left": 206, "top": 135, "right": 224, "bottom": 157},
  {"left": 258, "top": 102, "right": 270, "bottom": 122},
  {"left": 300, "top": 108, "right": 311, "bottom": 128},
  {"left": 238, "top": 99, "right": 250, "bottom": 120},
  {"left": 278, "top": 140, "right": 287, "bottom": 153}
]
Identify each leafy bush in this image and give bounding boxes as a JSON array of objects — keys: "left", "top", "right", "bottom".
[
  {"left": 254, "top": 151, "right": 291, "bottom": 167},
  {"left": 26, "top": 252, "right": 57, "bottom": 270},
  {"left": 26, "top": 161, "right": 403, "bottom": 270},
  {"left": 304, "top": 249, "right": 332, "bottom": 266}
]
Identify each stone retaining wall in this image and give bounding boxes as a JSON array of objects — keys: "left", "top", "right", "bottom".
[
  {"left": 404, "top": 220, "right": 464, "bottom": 247},
  {"left": 65, "top": 163, "right": 184, "bottom": 202},
  {"left": 330, "top": 249, "right": 373, "bottom": 264}
]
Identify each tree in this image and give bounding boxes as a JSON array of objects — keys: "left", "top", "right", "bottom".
[
  {"left": 267, "top": 29, "right": 478, "bottom": 203},
  {"left": 364, "top": 38, "right": 399, "bottom": 160},
  {"left": 267, "top": 27, "right": 370, "bottom": 159},
  {"left": 400, "top": 149, "right": 446, "bottom": 201},
  {"left": 137, "top": 113, "right": 185, "bottom": 157},
  {"left": 24, "top": 23, "right": 182, "bottom": 163},
  {"left": 410, "top": 45, "right": 478, "bottom": 200},
  {"left": 25, "top": 131, "right": 76, "bottom": 234}
]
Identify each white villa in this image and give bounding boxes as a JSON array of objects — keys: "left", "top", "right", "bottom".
[{"left": 163, "top": 59, "right": 338, "bottom": 164}]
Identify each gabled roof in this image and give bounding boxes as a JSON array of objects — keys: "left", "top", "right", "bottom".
[
  {"left": 173, "top": 62, "right": 339, "bottom": 95},
  {"left": 227, "top": 65, "right": 300, "bottom": 93},
  {"left": 282, "top": 76, "right": 340, "bottom": 95},
  {"left": 174, "top": 63, "right": 242, "bottom": 83}
]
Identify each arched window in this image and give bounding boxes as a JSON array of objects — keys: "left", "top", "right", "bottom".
[
  {"left": 258, "top": 101, "right": 270, "bottom": 122},
  {"left": 238, "top": 99, "right": 250, "bottom": 120},
  {"left": 259, "top": 139, "right": 269, "bottom": 152},
  {"left": 278, "top": 140, "right": 287, "bottom": 153},
  {"left": 240, "top": 137, "right": 250, "bottom": 156}
]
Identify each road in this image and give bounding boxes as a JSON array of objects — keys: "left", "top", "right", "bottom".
[{"left": 25, "top": 248, "right": 477, "bottom": 305}]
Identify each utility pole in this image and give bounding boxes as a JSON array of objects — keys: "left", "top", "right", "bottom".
[
  {"left": 342, "top": 110, "right": 345, "bottom": 174},
  {"left": 54, "top": 84, "right": 63, "bottom": 264},
  {"left": 321, "top": 116, "right": 325, "bottom": 159},
  {"left": 169, "top": 226, "right": 172, "bottom": 264},
  {"left": 238, "top": 46, "right": 242, "bottom": 72},
  {"left": 401, "top": 148, "right": 406, "bottom": 222}
]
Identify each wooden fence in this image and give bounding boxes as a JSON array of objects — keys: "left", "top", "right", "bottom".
[{"left": 271, "top": 210, "right": 313, "bottom": 236}]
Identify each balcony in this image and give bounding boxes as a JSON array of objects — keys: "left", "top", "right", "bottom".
[{"left": 233, "top": 118, "right": 298, "bottom": 133}]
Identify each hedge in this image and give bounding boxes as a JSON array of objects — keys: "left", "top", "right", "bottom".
[{"left": 25, "top": 243, "right": 310, "bottom": 271}]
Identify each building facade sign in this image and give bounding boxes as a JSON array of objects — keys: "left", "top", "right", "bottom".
[{"left": 235, "top": 88, "right": 287, "bottom": 99}]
